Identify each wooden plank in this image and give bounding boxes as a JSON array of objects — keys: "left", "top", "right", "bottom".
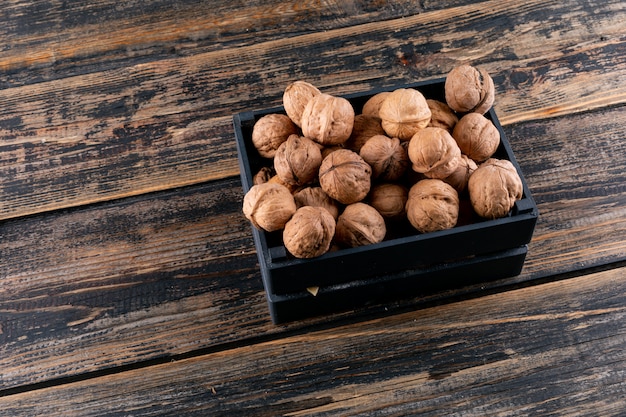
[
  {"left": 511, "top": 104, "right": 626, "bottom": 278},
  {"left": 0, "top": 116, "right": 240, "bottom": 215},
  {"left": 0, "top": 177, "right": 269, "bottom": 390},
  {"left": 1, "top": 104, "right": 625, "bottom": 392},
  {"left": 1, "top": 0, "right": 625, "bottom": 221},
  {"left": 1, "top": 266, "right": 625, "bottom": 415},
  {"left": 0, "top": 0, "right": 477, "bottom": 88}
]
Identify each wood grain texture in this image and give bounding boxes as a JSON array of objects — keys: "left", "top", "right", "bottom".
[
  {"left": 512, "top": 104, "right": 626, "bottom": 277},
  {"left": 1, "top": 104, "right": 624, "bottom": 391},
  {"left": 1, "top": 267, "right": 625, "bottom": 416},
  {"left": 2, "top": 0, "right": 626, "bottom": 412},
  {"left": 0, "top": 178, "right": 267, "bottom": 390},
  {"left": 0, "top": 0, "right": 476, "bottom": 83},
  {"left": 1, "top": 0, "right": 625, "bottom": 220}
]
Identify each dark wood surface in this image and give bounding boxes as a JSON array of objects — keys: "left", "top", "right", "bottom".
[{"left": 1, "top": 0, "right": 625, "bottom": 415}]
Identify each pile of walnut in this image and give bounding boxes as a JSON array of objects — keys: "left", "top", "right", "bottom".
[{"left": 243, "top": 64, "right": 524, "bottom": 259}]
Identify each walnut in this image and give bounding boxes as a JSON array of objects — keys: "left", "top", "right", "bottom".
[
  {"left": 283, "top": 81, "right": 321, "bottom": 127},
  {"left": 361, "top": 91, "right": 391, "bottom": 119},
  {"left": 344, "top": 114, "right": 386, "bottom": 152},
  {"left": 251, "top": 113, "right": 298, "bottom": 158},
  {"left": 274, "top": 135, "right": 323, "bottom": 186},
  {"left": 319, "top": 149, "right": 371, "bottom": 205},
  {"left": 452, "top": 112, "right": 500, "bottom": 162},
  {"left": 293, "top": 186, "right": 340, "bottom": 219},
  {"left": 468, "top": 158, "right": 523, "bottom": 219},
  {"left": 444, "top": 64, "right": 495, "bottom": 114},
  {"left": 406, "top": 179, "right": 459, "bottom": 233},
  {"left": 378, "top": 88, "right": 432, "bottom": 140},
  {"left": 427, "top": 99, "right": 458, "bottom": 132},
  {"left": 359, "top": 134, "right": 409, "bottom": 181},
  {"left": 407, "top": 127, "right": 461, "bottom": 179},
  {"left": 283, "top": 206, "right": 336, "bottom": 258},
  {"left": 301, "top": 93, "right": 355, "bottom": 145},
  {"left": 368, "top": 183, "right": 408, "bottom": 220},
  {"left": 442, "top": 154, "right": 478, "bottom": 193},
  {"left": 335, "top": 202, "right": 386, "bottom": 247},
  {"left": 268, "top": 174, "right": 300, "bottom": 193},
  {"left": 242, "top": 182, "right": 296, "bottom": 232},
  {"left": 321, "top": 145, "right": 343, "bottom": 159},
  {"left": 253, "top": 166, "right": 275, "bottom": 185}
]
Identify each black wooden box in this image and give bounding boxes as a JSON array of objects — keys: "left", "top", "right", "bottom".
[{"left": 233, "top": 78, "right": 538, "bottom": 323}]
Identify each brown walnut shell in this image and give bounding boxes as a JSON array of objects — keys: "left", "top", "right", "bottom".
[
  {"left": 368, "top": 183, "right": 408, "bottom": 220},
  {"left": 468, "top": 158, "right": 523, "bottom": 219},
  {"left": 344, "top": 114, "right": 386, "bottom": 153},
  {"left": 378, "top": 88, "right": 432, "bottom": 141},
  {"left": 444, "top": 64, "right": 495, "bottom": 114},
  {"left": 268, "top": 174, "right": 300, "bottom": 194},
  {"left": 359, "top": 134, "right": 409, "bottom": 181},
  {"left": 407, "top": 127, "right": 461, "bottom": 179},
  {"left": 242, "top": 182, "right": 297, "bottom": 232},
  {"left": 427, "top": 99, "right": 459, "bottom": 132},
  {"left": 283, "top": 81, "right": 321, "bottom": 127},
  {"left": 301, "top": 93, "right": 355, "bottom": 145},
  {"left": 452, "top": 112, "right": 500, "bottom": 162},
  {"left": 442, "top": 154, "right": 478, "bottom": 193},
  {"left": 283, "top": 206, "right": 336, "bottom": 259},
  {"left": 335, "top": 202, "right": 386, "bottom": 247},
  {"left": 274, "top": 135, "right": 323, "bottom": 186},
  {"left": 361, "top": 91, "right": 391, "bottom": 119},
  {"left": 251, "top": 113, "right": 299, "bottom": 159},
  {"left": 293, "top": 186, "right": 340, "bottom": 220},
  {"left": 406, "top": 179, "right": 459, "bottom": 233},
  {"left": 320, "top": 145, "right": 343, "bottom": 159},
  {"left": 253, "top": 166, "right": 275, "bottom": 185},
  {"left": 319, "top": 149, "right": 372, "bottom": 205}
]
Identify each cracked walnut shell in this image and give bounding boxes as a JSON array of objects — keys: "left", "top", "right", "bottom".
[
  {"left": 319, "top": 149, "right": 372, "bottom": 205},
  {"left": 283, "top": 206, "right": 336, "bottom": 259},
  {"left": 301, "top": 93, "right": 355, "bottom": 145},
  {"left": 242, "top": 182, "right": 297, "bottom": 232},
  {"left": 406, "top": 179, "right": 459, "bottom": 233},
  {"left": 468, "top": 158, "right": 523, "bottom": 219},
  {"left": 378, "top": 88, "right": 432, "bottom": 141},
  {"left": 335, "top": 202, "right": 386, "bottom": 248}
]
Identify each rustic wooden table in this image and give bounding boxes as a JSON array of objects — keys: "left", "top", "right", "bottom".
[{"left": 1, "top": 1, "right": 625, "bottom": 415}]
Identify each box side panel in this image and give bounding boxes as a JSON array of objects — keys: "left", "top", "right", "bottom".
[
  {"left": 266, "top": 213, "right": 537, "bottom": 294},
  {"left": 266, "top": 246, "right": 528, "bottom": 323}
]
